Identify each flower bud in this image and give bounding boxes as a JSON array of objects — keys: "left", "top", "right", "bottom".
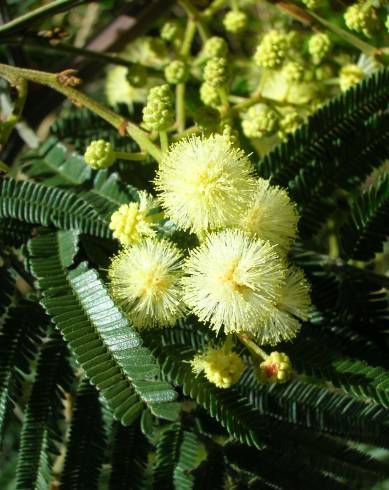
[
  {"left": 254, "top": 30, "right": 287, "bottom": 69},
  {"left": 223, "top": 10, "right": 248, "bottom": 34},
  {"left": 203, "top": 57, "right": 229, "bottom": 88},
  {"left": 257, "top": 352, "right": 293, "bottom": 384},
  {"left": 308, "top": 33, "right": 331, "bottom": 65},
  {"left": 339, "top": 64, "right": 363, "bottom": 92},
  {"left": 142, "top": 84, "right": 174, "bottom": 131},
  {"left": 164, "top": 60, "right": 188, "bottom": 84},
  {"left": 203, "top": 36, "right": 228, "bottom": 59},
  {"left": 84, "top": 140, "right": 115, "bottom": 169}
]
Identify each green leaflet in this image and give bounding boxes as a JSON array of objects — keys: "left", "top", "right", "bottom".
[
  {"left": 27, "top": 230, "right": 180, "bottom": 424},
  {"left": 0, "top": 178, "right": 110, "bottom": 238},
  {"left": 340, "top": 175, "right": 389, "bottom": 261},
  {"left": 59, "top": 380, "right": 106, "bottom": 490}
]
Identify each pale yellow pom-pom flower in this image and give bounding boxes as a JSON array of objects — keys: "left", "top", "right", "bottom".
[
  {"left": 155, "top": 135, "right": 256, "bottom": 234},
  {"left": 191, "top": 344, "right": 245, "bottom": 389},
  {"left": 183, "top": 229, "right": 285, "bottom": 333},
  {"left": 254, "top": 266, "right": 311, "bottom": 345},
  {"left": 238, "top": 178, "right": 299, "bottom": 253},
  {"left": 109, "top": 191, "right": 158, "bottom": 246},
  {"left": 108, "top": 238, "right": 185, "bottom": 328}
]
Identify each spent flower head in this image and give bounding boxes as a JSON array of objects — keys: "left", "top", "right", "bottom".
[
  {"left": 155, "top": 134, "right": 257, "bottom": 234},
  {"left": 257, "top": 351, "right": 293, "bottom": 383},
  {"left": 109, "top": 191, "right": 159, "bottom": 246},
  {"left": 108, "top": 238, "right": 185, "bottom": 328},
  {"left": 182, "top": 229, "right": 285, "bottom": 334},
  {"left": 191, "top": 343, "right": 245, "bottom": 388}
]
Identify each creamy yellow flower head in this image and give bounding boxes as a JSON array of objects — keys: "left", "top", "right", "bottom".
[
  {"left": 183, "top": 229, "right": 285, "bottom": 333},
  {"left": 155, "top": 135, "right": 256, "bottom": 234},
  {"left": 109, "top": 191, "right": 159, "bottom": 246},
  {"left": 191, "top": 344, "right": 245, "bottom": 389},
  {"left": 254, "top": 266, "right": 311, "bottom": 345},
  {"left": 108, "top": 238, "right": 185, "bottom": 328},
  {"left": 238, "top": 178, "right": 299, "bottom": 253}
]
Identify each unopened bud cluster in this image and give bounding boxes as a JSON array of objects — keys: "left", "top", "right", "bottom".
[
  {"left": 142, "top": 84, "right": 174, "bottom": 131},
  {"left": 84, "top": 140, "right": 115, "bottom": 169}
]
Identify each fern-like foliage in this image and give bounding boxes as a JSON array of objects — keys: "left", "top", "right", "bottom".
[
  {"left": 340, "top": 175, "right": 389, "bottom": 260},
  {"left": 59, "top": 379, "right": 106, "bottom": 490},
  {"left": 0, "top": 178, "right": 111, "bottom": 238},
  {"left": 153, "top": 424, "right": 200, "bottom": 490},
  {"left": 0, "top": 301, "right": 48, "bottom": 443},
  {"left": 21, "top": 137, "right": 92, "bottom": 187},
  {"left": 15, "top": 334, "right": 70, "bottom": 490},
  {"left": 109, "top": 420, "right": 152, "bottom": 490},
  {"left": 27, "top": 230, "right": 180, "bottom": 423}
]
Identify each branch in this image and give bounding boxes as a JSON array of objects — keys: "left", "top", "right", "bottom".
[{"left": 0, "top": 63, "right": 162, "bottom": 162}]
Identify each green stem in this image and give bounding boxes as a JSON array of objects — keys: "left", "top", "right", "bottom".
[
  {"left": 238, "top": 334, "right": 269, "bottom": 360},
  {"left": 176, "top": 83, "right": 186, "bottom": 133},
  {"left": 179, "top": 0, "right": 210, "bottom": 42},
  {"left": 181, "top": 19, "right": 197, "bottom": 57},
  {"left": 203, "top": 0, "right": 226, "bottom": 18},
  {"left": 172, "top": 125, "right": 202, "bottom": 141},
  {"left": 159, "top": 131, "right": 169, "bottom": 153},
  {"left": 114, "top": 151, "right": 146, "bottom": 161},
  {"left": 0, "top": 63, "right": 162, "bottom": 163},
  {"left": 0, "top": 78, "right": 28, "bottom": 148},
  {"left": 0, "top": 0, "right": 88, "bottom": 38}
]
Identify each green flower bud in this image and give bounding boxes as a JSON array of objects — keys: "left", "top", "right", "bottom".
[
  {"left": 242, "top": 104, "right": 278, "bottom": 139},
  {"left": 308, "top": 33, "right": 331, "bottom": 65},
  {"left": 194, "top": 106, "right": 220, "bottom": 131},
  {"left": 254, "top": 30, "right": 287, "bottom": 69},
  {"left": 257, "top": 352, "right": 293, "bottom": 384},
  {"left": 203, "top": 36, "right": 228, "bottom": 59},
  {"left": 278, "top": 111, "right": 303, "bottom": 141},
  {"left": 203, "top": 57, "right": 229, "bottom": 88},
  {"left": 126, "top": 64, "right": 147, "bottom": 88},
  {"left": 161, "top": 20, "right": 181, "bottom": 42},
  {"left": 223, "top": 10, "right": 248, "bottom": 34},
  {"left": 344, "top": 3, "right": 378, "bottom": 38},
  {"left": 84, "top": 140, "right": 115, "bottom": 169},
  {"left": 339, "top": 64, "right": 363, "bottom": 92},
  {"left": 142, "top": 84, "right": 174, "bottom": 131},
  {"left": 282, "top": 61, "right": 304, "bottom": 82},
  {"left": 164, "top": 60, "right": 188, "bottom": 85},
  {"left": 200, "top": 82, "right": 220, "bottom": 108},
  {"left": 386, "top": 14, "right": 389, "bottom": 34}
]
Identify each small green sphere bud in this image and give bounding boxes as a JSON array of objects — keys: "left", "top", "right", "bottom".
[
  {"left": 200, "top": 82, "right": 220, "bottom": 108},
  {"left": 257, "top": 352, "right": 293, "bottom": 384},
  {"left": 203, "top": 57, "right": 229, "bottom": 88},
  {"left": 242, "top": 104, "right": 278, "bottom": 139},
  {"left": 203, "top": 36, "right": 228, "bottom": 58},
  {"left": 161, "top": 20, "right": 181, "bottom": 42},
  {"left": 282, "top": 61, "right": 304, "bottom": 82},
  {"left": 278, "top": 111, "right": 303, "bottom": 141},
  {"left": 254, "top": 30, "right": 287, "bottom": 69},
  {"left": 308, "top": 33, "right": 331, "bottom": 65},
  {"left": 223, "top": 10, "right": 248, "bottom": 34},
  {"left": 126, "top": 64, "right": 147, "bottom": 88},
  {"left": 142, "top": 84, "right": 174, "bottom": 131},
  {"left": 339, "top": 64, "right": 363, "bottom": 92},
  {"left": 84, "top": 140, "right": 115, "bottom": 169},
  {"left": 344, "top": 4, "right": 378, "bottom": 38},
  {"left": 194, "top": 106, "right": 220, "bottom": 131},
  {"left": 164, "top": 60, "right": 188, "bottom": 84}
]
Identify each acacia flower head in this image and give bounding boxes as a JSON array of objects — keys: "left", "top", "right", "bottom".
[
  {"left": 191, "top": 344, "right": 245, "bottom": 389},
  {"left": 238, "top": 178, "right": 299, "bottom": 253},
  {"left": 155, "top": 135, "right": 256, "bottom": 234},
  {"left": 108, "top": 238, "right": 185, "bottom": 328},
  {"left": 109, "top": 191, "right": 159, "bottom": 246},
  {"left": 182, "top": 229, "right": 285, "bottom": 333},
  {"left": 254, "top": 266, "right": 311, "bottom": 345}
]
